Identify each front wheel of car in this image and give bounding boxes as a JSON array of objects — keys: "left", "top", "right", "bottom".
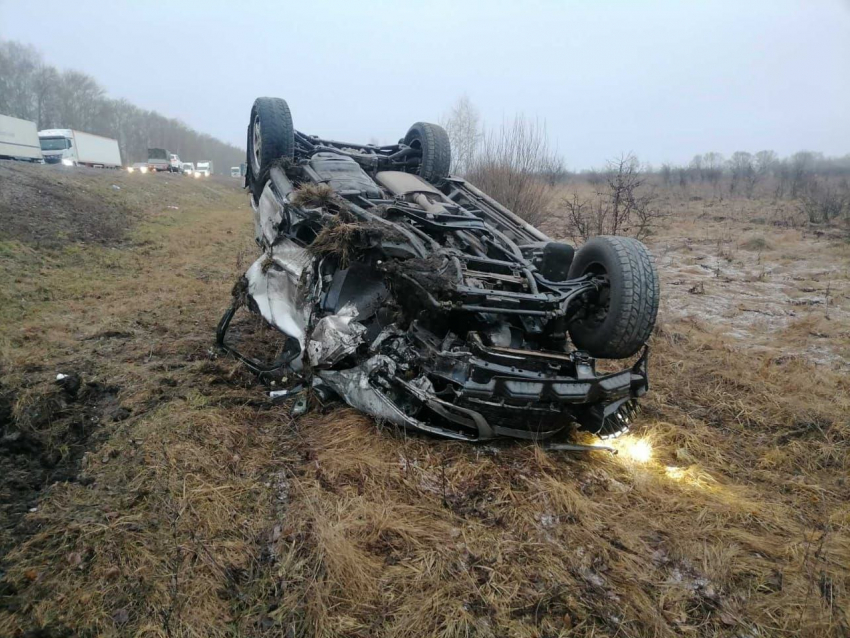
[
  {"left": 404, "top": 122, "right": 451, "bottom": 183},
  {"left": 567, "top": 236, "right": 659, "bottom": 359},
  {"left": 248, "top": 97, "right": 295, "bottom": 199}
]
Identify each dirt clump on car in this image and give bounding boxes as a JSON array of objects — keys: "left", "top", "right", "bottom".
[{"left": 288, "top": 182, "right": 337, "bottom": 209}]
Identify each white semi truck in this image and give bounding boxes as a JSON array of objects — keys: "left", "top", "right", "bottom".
[
  {"left": 0, "top": 114, "right": 44, "bottom": 162},
  {"left": 38, "top": 129, "right": 122, "bottom": 168},
  {"left": 195, "top": 161, "right": 213, "bottom": 177}
]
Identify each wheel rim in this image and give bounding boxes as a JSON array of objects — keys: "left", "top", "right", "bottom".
[{"left": 251, "top": 113, "right": 262, "bottom": 174}]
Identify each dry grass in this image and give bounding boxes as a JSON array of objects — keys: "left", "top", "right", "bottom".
[
  {"left": 289, "top": 183, "right": 338, "bottom": 210},
  {"left": 0, "top": 174, "right": 848, "bottom": 637},
  {"left": 307, "top": 219, "right": 364, "bottom": 267}
]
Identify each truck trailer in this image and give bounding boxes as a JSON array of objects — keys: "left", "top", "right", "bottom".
[
  {"left": 39, "top": 129, "right": 121, "bottom": 168},
  {"left": 0, "top": 114, "right": 43, "bottom": 162}
]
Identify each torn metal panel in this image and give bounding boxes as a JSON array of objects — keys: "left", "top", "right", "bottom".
[
  {"left": 253, "top": 181, "right": 286, "bottom": 249},
  {"left": 244, "top": 239, "right": 313, "bottom": 367},
  {"left": 307, "top": 303, "right": 366, "bottom": 368},
  {"left": 316, "top": 357, "right": 475, "bottom": 441}
]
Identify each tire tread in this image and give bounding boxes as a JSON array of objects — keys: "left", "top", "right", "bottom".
[
  {"left": 405, "top": 122, "right": 451, "bottom": 182},
  {"left": 568, "top": 236, "right": 659, "bottom": 358}
]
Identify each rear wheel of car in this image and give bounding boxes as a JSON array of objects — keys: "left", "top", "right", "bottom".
[
  {"left": 248, "top": 97, "right": 294, "bottom": 199},
  {"left": 567, "top": 236, "right": 659, "bottom": 359},
  {"left": 404, "top": 122, "right": 451, "bottom": 183}
]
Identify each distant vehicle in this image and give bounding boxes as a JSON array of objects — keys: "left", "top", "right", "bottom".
[
  {"left": 0, "top": 114, "right": 43, "bottom": 162},
  {"left": 147, "top": 148, "right": 171, "bottom": 172},
  {"left": 127, "top": 162, "right": 149, "bottom": 174},
  {"left": 38, "top": 129, "right": 121, "bottom": 168},
  {"left": 169, "top": 153, "right": 183, "bottom": 172},
  {"left": 182, "top": 162, "right": 195, "bottom": 175},
  {"left": 230, "top": 166, "right": 241, "bottom": 177},
  {"left": 195, "top": 161, "right": 212, "bottom": 177}
]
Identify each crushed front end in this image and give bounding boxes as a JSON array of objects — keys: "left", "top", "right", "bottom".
[{"left": 316, "top": 324, "right": 649, "bottom": 441}]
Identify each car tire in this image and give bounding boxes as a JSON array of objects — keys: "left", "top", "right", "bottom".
[
  {"left": 404, "top": 122, "right": 451, "bottom": 183},
  {"left": 567, "top": 236, "right": 659, "bottom": 359},
  {"left": 248, "top": 97, "right": 294, "bottom": 200}
]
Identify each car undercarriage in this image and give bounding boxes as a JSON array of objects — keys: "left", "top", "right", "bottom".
[{"left": 217, "top": 97, "right": 659, "bottom": 442}]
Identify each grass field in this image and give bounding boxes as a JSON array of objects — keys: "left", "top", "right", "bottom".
[{"left": 0, "top": 163, "right": 848, "bottom": 637}]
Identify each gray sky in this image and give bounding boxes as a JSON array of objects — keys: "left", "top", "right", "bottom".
[{"left": 1, "top": 0, "right": 848, "bottom": 168}]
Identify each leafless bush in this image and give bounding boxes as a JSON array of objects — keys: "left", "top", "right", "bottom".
[
  {"left": 799, "top": 178, "right": 850, "bottom": 223},
  {"left": 562, "top": 154, "right": 661, "bottom": 242},
  {"left": 539, "top": 154, "right": 569, "bottom": 187},
  {"left": 464, "top": 115, "right": 561, "bottom": 226},
  {"left": 729, "top": 151, "right": 758, "bottom": 197}
]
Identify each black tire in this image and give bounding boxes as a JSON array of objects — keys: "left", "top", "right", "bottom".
[
  {"left": 248, "top": 97, "right": 294, "bottom": 199},
  {"left": 404, "top": 122, "right": 451, "bottom": 183},
  {"left": 567, "top": 236, "right": 659, "bottom": 359}
]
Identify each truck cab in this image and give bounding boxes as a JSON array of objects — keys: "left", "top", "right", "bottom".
[
  {"left": 195, "top": 161, "right": 212, "bottom": 177},
  {"left": 169, "top": 154, "right": 182, "bottom": 172},
  {"left": 38, "top": 129, "right": 75, "bottom": 165}
]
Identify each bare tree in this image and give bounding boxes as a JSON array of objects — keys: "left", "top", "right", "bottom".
[
  {"left": 702, "top": 152, "right": 725, "bottom": 188},
  {"left": 789, "top": 151, "right": 817, "bottom": 198},
  {"left": 440, "top": 95, "right": 482, "bottom": 176},
  {"left": 562, "top": 154, "right": 660, "bottom": 241},
  {"left": 464, "top": 115, "right": 562, "bottom": 225},
  {"left": 32, "top": 63, "right": 59, "bottom": 128},
  {"left": 676, "top": 166, "right": 690, "bottom": 190},
  {"left": 754, "top": 150, "right": 777, "bottom": 177},
  {"left": 0, "top": 41, "right": 38, "bottom": 120},
  {"left": 539, "top": 153, "right": 569, "bottom": 186},
  {"left": 799, "top": 178, "right": 850, "bottom": 223},
  {"left": 728, "top": 151, "right": 757, "bottom": 196},
  {"left": 689, "top": 154, "right": 704, "bottom": 182},
  {"left": 584, "top": 169, "right": 605, "bottom": 186}
]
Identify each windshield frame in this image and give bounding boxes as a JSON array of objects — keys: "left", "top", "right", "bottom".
[{"left": 39, "top": 137, "right": 69, "bottom": 151}]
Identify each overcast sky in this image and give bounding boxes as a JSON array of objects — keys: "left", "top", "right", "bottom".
[{"left": 1, "top": 0, "right": 848, "bottom": 168}]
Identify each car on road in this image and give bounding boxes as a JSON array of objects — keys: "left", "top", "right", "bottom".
[
  {"left": 218, "top": 97, "right": 659, "bottom": 442},
  {"left": 182, "top": 162, "right": 195, "bottom": 175},
  {"left": 127, "top": 162, "right": 149, "bottom": 174}
]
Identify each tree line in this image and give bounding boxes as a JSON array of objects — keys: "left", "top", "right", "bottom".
[
  {"left": 0, "top": 40, "right": 243, "bottom": 173},
  {"left": 440, "top": 95, "right": 849, "bottom": 231}
]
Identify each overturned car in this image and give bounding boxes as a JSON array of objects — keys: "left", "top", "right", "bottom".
[{"left": 217, "top": 97, "right": 659, "bottom": 441}]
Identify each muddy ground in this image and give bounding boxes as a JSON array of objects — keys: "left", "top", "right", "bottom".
[{"left": 0, "top": 163, "right": 848, "bottom": 638}]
